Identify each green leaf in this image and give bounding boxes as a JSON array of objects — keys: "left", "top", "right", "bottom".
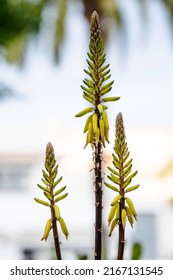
[
  {"left": 123, "top": 164, "right": 132, "bottom": 177},
  {"left": 97, "top": 104, "right": 103, "bottom": 114},
  {"left": 102, "top": 105, "right": 108, "bottom": 110},
  {"left": 59, "top": 217, "right": 69, "bottom": 240},
  {"left": 125, "top": 170, "right": 138, "bottom": 183},
  {"left": 98, "top": 53, "right": 106, "bottom": 67},
  {"left": 83, "top": 91, "right": 95, "bottom": 100},
  {"left": 123, "top": 178, "right": 132, "bottom": 188},
  {"left": 53, "top": 176, "right": 63, "bottom": 187},
  {"left": 101, "top": 80, "right": 114, "bottom": 91},
  {"left": 75, "top": 107, "right": 94, "bottom": 117},
  {"left": 124, "top": 158, "right": 133, "bottom": 168},
  {"left": 104, "top": 182, "right": 119, "bottom": 192},
  {"left": 125, "top": 197, "right": 137, "bottom": 219},
  {"left": 100, "top": 63, "right": 110, "bottom": 73},
  {"left": 50, "top": 166, "right": 58, "bottom": 181},
  {"left": 44, "top": 192, "right": 52, "bottom": 201},
  {"left": 34, "top": 198, "right": 49, "bottom": 206},
  {"left": 87, "top": 52, "right": 94, "bottom": 61},
  {"left": 100, "top": 69, "right": 110, "bottom": 78},
  {"left": 53, "top": 205, "right": 60, "bottom": 220},
  {"left": 84, "top": 69, "right": 91, "bottom": 76},
  {"left": 81, "top": 85, "right": 93, "bottom": 95},
  {"left": 108, "top": 204, "right": 117, "bottom": 225},
  {"left": 100, "top": 87, "right": 112, "bottom": 96},
  {"left": 83, "top": 79, "right": 93, "bottom": 89},
  {"left": 42, "top": 169, "right": 49, "bottom": 182},
  {"left": 108, "top": 218, "right": 118, "bottom": 236},
  {"left": 111, "top": 194, "right": 122, "bottom": 206},
  {"left": 126, "top": 185, "right": 140, "bottom": 193},
  {"left": 126, "top": 206, "right": 134, "bottom": 227},
  {"left": 37, "top": 184, "right": 49, "bottom": 193},
  {"left": 86, "top": 59, "right": 95, "bottom": 70},
  {"left": 41, "top": 219, "right": 52, "bottom": 241},
  {"left": 121, "top": 209, "right": 127, "bottom": 229},
  {"left": 102, "top": 74, "right": 111, "bottom": 83},
  {"left": 123, "top": 151, "right": 130, "bottom": 162},
  {"left": 107, "top": 166, "right": 119, "bottom": 177},
  {"left": 131, "top": 242, "right": 142, "bottom": 260},
  {"left": 41, "top": 178, "right": 49, "bottom": 186},
  {"left": 113, "top": 160, "right": 120, "bottom": 170},
  {"left": 102, "top": 96, "right": 120, "bottom": 102},
  {"left": 54, "top": 186, "right": 66, "bottom": 197},
  {"left": 54, "top": 193, "right": 68, "bottom": 203},
  {"left": 110, "top": 173, "right": 120, "bottom": 184},
  {"left": 112, "top": 153, "right": 119, "bottom": 163},
  {"left": 107, "top": 175, "right": 119, "bottom": 185},
  {"left": 83, "top": 95, "right": 94, "bottom": 104},
  {"left": 83, "top": 115, "right": 92, "bottom": 133}
]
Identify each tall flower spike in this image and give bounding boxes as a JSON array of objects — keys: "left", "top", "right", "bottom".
[
  {"left": 34, "top": 142, "right": 69, "bottom": 260},
  {"left": 105, "top": 113, "right": 140, "bottom": 260},
  {"left": 75, "top": 11, "right": 120, "bottom": 148},
  {"left": 75, "top": 11, "right": 120, "bottom": 260}
]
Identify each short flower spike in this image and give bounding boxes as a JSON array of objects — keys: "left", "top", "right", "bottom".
[
  {"left": 105, "top": 113, "right": 140, "bottom": 259},
  {"left": 34, "top": 142, "right": 69, "bottom": 259}
]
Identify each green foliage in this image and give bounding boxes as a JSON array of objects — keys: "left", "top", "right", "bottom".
[
  {"left": 75, "top": 11, "right": 120, "bottom": 148},
  {"left": 0, "top": 0, "right": 44, "bottom": 63},
  {"left": 34, "top": 142, "right": 69, "bottom": 241},
  {"left": 131, "top": 242, "right": 143, "bottom": 260},
  {"left": 0, "top": 0, "right": 173, "bottom": 64},
  {"left": 105, "top": 113, "right": 139, "bottom": 236}
]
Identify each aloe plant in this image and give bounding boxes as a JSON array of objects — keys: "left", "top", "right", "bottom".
[
  {"left": 75, "top": 11, "right": 120, "bottom": 260},
  {"left": 34, "top": 142, "right": 69, "bottom": 260},
  {"left": 105, "top": 113, "right": 139, "bottom": 260}
]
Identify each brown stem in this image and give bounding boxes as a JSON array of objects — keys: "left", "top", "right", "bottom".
[
  {"left": 117, "top": 208, "right": 125, "bottom": 260},
  {"left": 50, "top": 177, "right": 62, "bottom": 260},
  {"left": 94, "top": 141, "right": 102, "bottom": 260},
  {"left": 117, "top": 166, "right": 125, "bottom": 260},
  {"left": 50, "top": 205, "right": 62, "bottom": 260}
]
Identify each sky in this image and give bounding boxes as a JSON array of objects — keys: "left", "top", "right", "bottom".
[
  {"left": 0, "top": 0, "right": 173, "bottom": 177},
  {"left": 0, "top": 0, "right": 173, "bottom": 134}
]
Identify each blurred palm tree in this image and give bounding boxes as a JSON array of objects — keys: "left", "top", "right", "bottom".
[
  {"left": 0, "top": 0, "right": 44, "bottom": 64},
  {"left": 1, "top": 0, "right": 173, "bottom": 64},
  {"left": 0, "top": 0, "right": 173, "bottom": 97}
]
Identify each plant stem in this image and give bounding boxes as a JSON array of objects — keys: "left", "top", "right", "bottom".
[
  {"left": 51, "top": 205, "right": 62, "bottom": 260},
  {"left": 117, "top": 162, "right": 125, "bottom": 260},
  {"left": 117, "top": 223, "right": 125, "bottom": 259},
  {"left": 117, "top": 199, "right": 125, "bottom": 260},
  {"left": 94, "top": 141, "right": 102, "bottom": 260},
  {"left": 50, "top": 176, "right": 62, "bottom": 260}
]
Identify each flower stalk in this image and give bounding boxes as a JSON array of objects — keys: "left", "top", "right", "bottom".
[
  {"left": 34, "top": 142, "right": 69, "bottom": 260},
  {"left": 105, "top": 113, "right": 139, "bottom": 260},
  {"left": 75, "top": 11, "right": 120, "bottom": 259}
]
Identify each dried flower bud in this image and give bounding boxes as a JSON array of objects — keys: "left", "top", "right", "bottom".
[
  {"left": 45, "top": 142, "right": 56, "bottom": 172},
  {"left": 90, "top": 11, "right": 100, "bottom": 34},
  {"left": 116, "top": 112, "right": 125, "bottom": 144}
]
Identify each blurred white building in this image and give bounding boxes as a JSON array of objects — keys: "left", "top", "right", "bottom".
[{"left": 0, "top": 120, "right": 173, "bottom": 260}]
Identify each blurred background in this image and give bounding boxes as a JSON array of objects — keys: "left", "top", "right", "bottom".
[{"left": 0, "top": 0, "right": 173, "bottom": 260}]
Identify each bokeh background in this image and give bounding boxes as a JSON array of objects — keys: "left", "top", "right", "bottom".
[{"left": 0, "top": 0, "right": 173, "bottom": 260}]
